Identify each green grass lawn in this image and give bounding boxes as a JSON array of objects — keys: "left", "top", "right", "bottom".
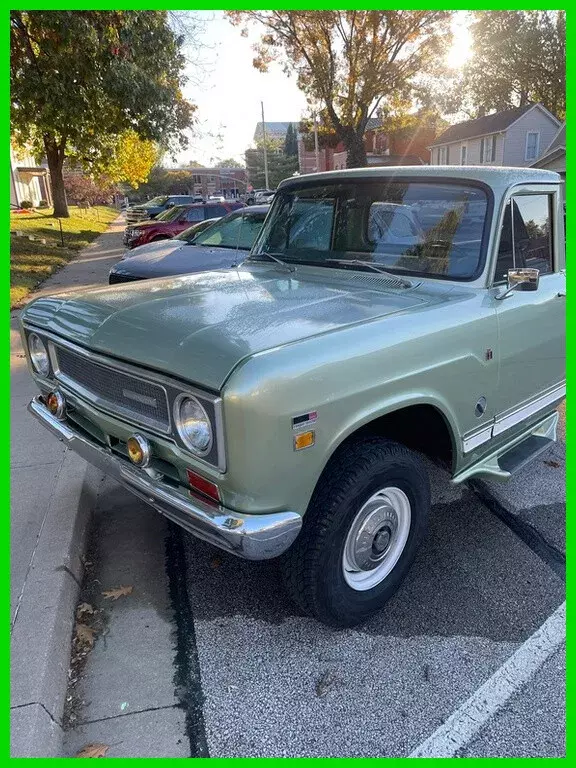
[{"left": 10, "top": 205, "right": 118, "bottom": 308}]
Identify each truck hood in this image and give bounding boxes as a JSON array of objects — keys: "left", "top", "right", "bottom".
[
  {"left": 22, "top": 267, "right": 432, "bottom": 391},
  {"left": 111, "top": 242, "right": 245, "bottom": 279}
]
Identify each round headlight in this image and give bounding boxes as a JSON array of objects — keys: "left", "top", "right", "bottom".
[
  {"left": 28, "top": 333, "right": 50, "bottom": 376},
  {"left": 175, "top": 396, "right": 212, "bottom": 454}
]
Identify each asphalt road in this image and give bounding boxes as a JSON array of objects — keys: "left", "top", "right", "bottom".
[
  {"left": 64, "top": 459, "right": 564, "bottom": 757},
  {"left": 182, "top": 461, "right": 565, "bottom": 757}
]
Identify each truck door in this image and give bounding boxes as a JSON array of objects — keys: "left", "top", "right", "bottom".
[{"left": 491, "top": 186, "right": 566, "bottom": 428}]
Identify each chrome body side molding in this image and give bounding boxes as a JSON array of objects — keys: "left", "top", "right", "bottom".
[{"left": 462, "top": 382, "right": 565, "bottom": 454}]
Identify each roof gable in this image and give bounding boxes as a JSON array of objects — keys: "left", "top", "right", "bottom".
[
  {"left": 253, "top": 121, "right": 297, "bottom": 141},
  {"left": 544, "top": 123, "right": 565, "bottom": 153},
  {"left": 430, "top": 103, "right": 558, "bottom": 146}
]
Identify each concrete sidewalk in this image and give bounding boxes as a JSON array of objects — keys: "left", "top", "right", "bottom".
[{"left": 10, "top": 216, "right": 126, "bottom": 757}]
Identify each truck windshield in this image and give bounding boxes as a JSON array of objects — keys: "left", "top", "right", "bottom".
[
  {"left": 155, "top": 205, "right": 186, "bottom": 222},
  {"left": 251, "top": 180, "right": 489, "bottom": 280},
  {"left": 143, "top": 196, "right": 169, "bottom": 207},
  {"left": 191, "top": 211, "right": 267, "bottom": 250}
]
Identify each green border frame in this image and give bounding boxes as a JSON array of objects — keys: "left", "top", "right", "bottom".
[{"left": 7, "top": 4, "right": 568, "bottom": 764}]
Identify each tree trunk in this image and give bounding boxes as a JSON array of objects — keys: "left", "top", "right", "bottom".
[
  {"left": 44, "top": 137, "right": 69, "bottom": 218},
  {"left": 342, "top": 128, "right": 367, "bottom": 168}
]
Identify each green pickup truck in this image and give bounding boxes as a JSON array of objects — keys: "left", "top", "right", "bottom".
[{"left": 22, "top": 166, "right": 565, "bottom": 627}]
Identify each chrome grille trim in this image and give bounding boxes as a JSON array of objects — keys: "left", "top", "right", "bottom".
[{"left": 55, "top": 345, "right": 171, "bottom": 434}]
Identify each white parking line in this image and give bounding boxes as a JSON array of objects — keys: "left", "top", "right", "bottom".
[{"left": 409, "top": 601, "right": 566, "bottom": 758}]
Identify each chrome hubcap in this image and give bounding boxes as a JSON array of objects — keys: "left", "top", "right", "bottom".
[{"left": 342, "top": 487, "right": 411, "bottom": 591}]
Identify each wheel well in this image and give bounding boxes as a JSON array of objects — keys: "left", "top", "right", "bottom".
[
  {"left": 151, "top": 234, "right": 170, "bottom": 241},
  {"left": 342, "top": 405, "right": 454, "bottom": 470}
]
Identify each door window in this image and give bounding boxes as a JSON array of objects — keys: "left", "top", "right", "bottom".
[
  {"left": 183, "top": 207, "right": 204, "bottom": 222},
  {"left": 495, "top": 194, "right": 554, "bottom": 281},
  {"left": 206, "top": 205, "right": 228, "bottom": 218}
]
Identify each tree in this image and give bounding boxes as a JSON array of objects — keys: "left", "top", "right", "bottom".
[
  {"left": 11, "top": 11, "right": 194, "bottom": 216},
  {"left": 63, "top": 172, "right": 117, "bottom": 205},
  {"left": 105, "top": 130, "right": 160, "bottom": 189},
  {"left": 245, "top": 140, "right": 298, "bottom": 189},
  {"left": 378, "top": 103, "right": 448, "bottom": 151},
  {"left": 228, "top": 11, "right": 450, "bottom": 167},
  {"left": 214, "top": 158, "right": 244, "bottom": 168},
  {"left": 283, "top": 123, "right": 298, "bottom": 157},
  {"left": 444, "top": 11, "right": 565, "bottom": 119}
]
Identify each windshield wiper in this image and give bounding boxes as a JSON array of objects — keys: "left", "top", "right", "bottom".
[
  {"left": 324, "top": 259, "right": 411, "bottom": 287},
  {"left": 247, "top": 251, "right": 296, "bottom": 273}
]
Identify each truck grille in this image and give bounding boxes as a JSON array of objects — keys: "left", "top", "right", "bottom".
[
  {"left": 126, "top": 209, "right": 148, "bottom": 224},
  {"left": 55, "top": 345, "right": 170, "bottom": 431}
]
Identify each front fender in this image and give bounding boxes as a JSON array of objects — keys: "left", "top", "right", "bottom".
[{"left": 320, "top": 390, "right": 459, "bottom": 476}]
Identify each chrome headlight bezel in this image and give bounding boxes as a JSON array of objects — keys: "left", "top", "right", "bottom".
[
  {"left": 173, "top": 394, "right": 214, "bottom": 457},
  {"left": 28, "top": 332, "right": 50, "bottom": 376}
]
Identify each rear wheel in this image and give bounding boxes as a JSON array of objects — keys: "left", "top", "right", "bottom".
[{"left": 280, "top": 437, "right": 430, "bottom": 627}]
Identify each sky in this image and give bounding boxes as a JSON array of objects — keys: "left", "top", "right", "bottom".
[{"left": 171, "top": 11, "right": 471, "bottom": 168}]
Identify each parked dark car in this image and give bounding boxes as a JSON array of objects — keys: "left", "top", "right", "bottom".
[
  {"left": 110, "top": 205, "right": 270, "bottom": 284},
  {"left": 123, "top": 201, "right": 245, "bottom": 249},
  {"left": 125, "top": 195, "right": 198, "bottom": 225}
]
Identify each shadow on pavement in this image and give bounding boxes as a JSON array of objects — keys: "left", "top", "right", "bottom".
[{"left": 182, "top": 485, "right": 564, "bottom": 643}]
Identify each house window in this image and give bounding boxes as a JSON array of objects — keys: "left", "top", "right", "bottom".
[
  {"left": 438, "top": 146, "right": 447, "bottom": 164},
  {"left": 480, "top": 135, "right": 496, "bottom": 163},
  {"left": 460, "top": 144, "right": 467, "bottom": 164},
  {"left": 525, "top": 132, "right": 540, "bottom": 161}
]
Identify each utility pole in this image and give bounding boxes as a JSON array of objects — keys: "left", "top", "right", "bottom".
[
  {"left": 313, "top": 112, "right": 320, "bottom": 172},
  {"left": 261, "top": 101, "right": 270, "bottom": 189}
]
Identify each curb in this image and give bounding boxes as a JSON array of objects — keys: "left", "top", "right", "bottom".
[{"left": 10, "top": 451, "right": 104, "bottom": 757}]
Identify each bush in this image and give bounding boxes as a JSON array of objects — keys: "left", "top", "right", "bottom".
[
  {"left": 19, "top": 200, "right": 33, "bottom": 209},
  {"left": 38, "top": 199, "right": 49, "bottom": 208}
]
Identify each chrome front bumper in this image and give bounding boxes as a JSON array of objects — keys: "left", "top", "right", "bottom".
[{"left": 28, "top": 396, "right": 302, "bottom": 560}]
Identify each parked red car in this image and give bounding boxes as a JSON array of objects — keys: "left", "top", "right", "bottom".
[{"left": 123, "top": 201, "right": 244, "bottom": 249}]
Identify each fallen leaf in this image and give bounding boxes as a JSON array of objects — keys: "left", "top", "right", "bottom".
[
  {"left": 315, "top": 669, "right": 341, "bottom": 698},
  {"left": 102, "top": 585, "right": 133, "bottom": 601},
  {"left": 544, "top": 459, "right": 561, "bottom": 468},
  {"left": 75, "top": 623, "right": 95, "bottom": 648},
  {"left": 76, "top": 602, "right": 96, "bottom": 618},
  {"left": 76, "top": 743, "right": 109, "bottom": 758}
]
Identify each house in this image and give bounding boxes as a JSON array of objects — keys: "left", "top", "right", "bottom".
[
  {"left": 530, "top": 123, "right": 565, "bottom": 176},
  {"left": 298, "top": 117, "right": 431, "bottom": 173},
  {"left": 253, "top": 122, "right": 297, "bottom": 144},
  {"left": 429, "top": 103, "right": 561, "bottom": 167},
  {"left": 10, "top": 144, "right": 52, "bottom": 207}
]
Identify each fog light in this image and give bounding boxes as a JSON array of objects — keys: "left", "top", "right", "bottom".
[
  {"left": 46, "top": 391, "right": 65, "bottom": 420},
  {"left": 127, "top": 434, "right": 151, "bottom": 467}
]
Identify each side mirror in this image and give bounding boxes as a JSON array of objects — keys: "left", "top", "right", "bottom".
[
  {"left": 166, "top": 202, "right": 175, "bottom": 209},
  {"left": 496, "top": 268, "right": 540, "bottom": 300}
]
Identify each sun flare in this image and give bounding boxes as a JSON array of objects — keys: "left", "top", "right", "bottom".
[{"left": 446, "top": 15, "right": 472, "bottom": 70}]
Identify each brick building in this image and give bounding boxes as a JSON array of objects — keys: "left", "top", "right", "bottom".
[
  {"left": 298, "top": 117, "right": 431, "bottom": 173},
  {"left": 183, "top": 167, "right": 248, "bottom": 199}
]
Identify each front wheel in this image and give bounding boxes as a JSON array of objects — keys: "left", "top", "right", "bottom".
[{"left": 280, "top": 438, "right": 430, "bottom": 627}]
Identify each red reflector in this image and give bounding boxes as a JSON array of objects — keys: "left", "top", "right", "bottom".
[{"left": 186, "top": 469, "right": 220, "bottom": 502}]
